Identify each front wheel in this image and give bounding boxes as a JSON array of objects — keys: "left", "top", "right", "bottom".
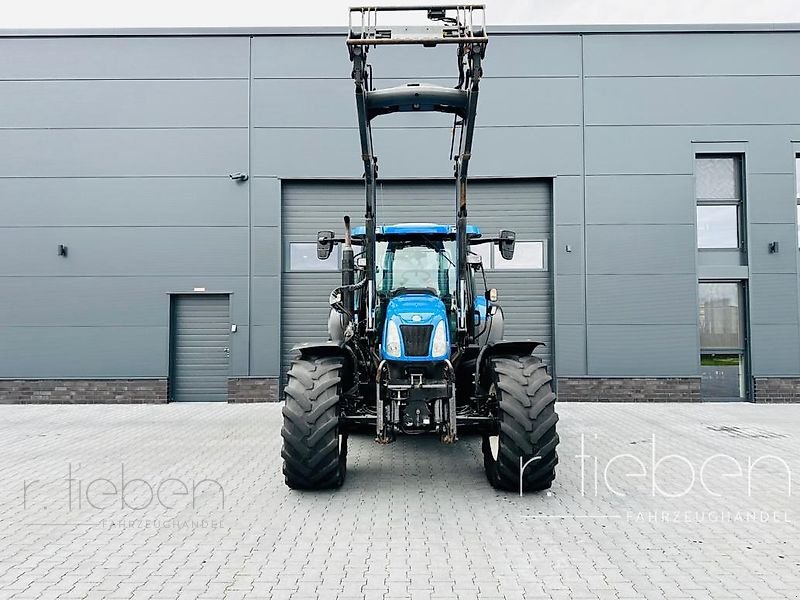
[
  {"left": 281, "top": 354, "right": 347, "bottom": 490},
  {"left": 483, "top": 354, "right": 558, "bottom": 492}
]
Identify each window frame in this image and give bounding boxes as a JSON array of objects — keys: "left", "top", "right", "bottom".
[
  {"left": 698, "top": 279, "right": 748, "bottom": 400},
  {"left": 695, "top": 154, "right": 745, "bottom": 252},
  {"left": 795, "top": 154, "right": 800, "bottom": 250}
]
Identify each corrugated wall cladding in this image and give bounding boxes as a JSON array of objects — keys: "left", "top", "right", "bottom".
[
  {"left": 280, "top": 180, "right": 553, "bottom": 377},
  {"left": 1, "top": 28, "right": 800, "bottom": 386}
]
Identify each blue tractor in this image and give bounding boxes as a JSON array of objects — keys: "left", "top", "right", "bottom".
[{"left": 281, "top": 5, "right": 558, "bottom": 492}]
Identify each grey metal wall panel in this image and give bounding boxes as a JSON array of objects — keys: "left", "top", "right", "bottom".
[
  {"left": 0, "top": 129, "right": 248, "bottom": 177},
  {"left": 0, "top": 326, "right": 167, "bottom": 378},
  {"left": 251, "top": 34, "right": 581, "bottom": 79},
  {"left": 0, "top": 178, "right": 248, "bottom": 227},
  {"left": 585, "top": 175, "right": 694, "bottom": 224},
  {"left": 0, "top": 276, "right": 248, "bottom": 327},
  {"left": 554, "top": 225, "right": 583, "bottom": 276},
  {"left": 587, "top": 325, "right": 699, "bottom": 376},
  {"left": 251, "top": 126, "right": 582, "bottom": 178},
  {"left": 250, "top": 276, "right": 281, "bottom": 326},
  {"left": 251, "top": 177, "right": 282, "bottom": 227},
  {"left": 0, "top": 80, "right": 248, "bottom": 128},
  {"left": 584, "top": 33, "right": 800, "bottom": 77},
  {"left": 252, "top": 36, "right": 454, "bottom": 79},
  {"left": 0, "top": 227, "right": 249, "bottom": 276},
  {"left": 249, "top": 325, "right": 282, "bottom": 377},
  {"left": 747, "top": 173, "right": 798, "bottom": 224},
  {"left": 555, "top": 274, "right": 585, "bottom": 325},
  {"left": 251, "top": 227, "right": 282, "bottom": 277},
  {"left": 554, "top": 324, "right": 586, "bottom": 377},
  {"left": 587, "top": 274, "right": 698, "bottom": 325},
  {"left": 585, "top": 126, "right": 692, "bottom": 175},
  {"left": 586, "top": 225, "right": 696, "bottom": 274},
  {"left": 1, "top": 30, "right": 799, "bottom": 386},
  {"left": 0, "top": 37, "right": 250, "bottom": 79},
  {"left": 749, "top": 274, "right": 800, "bottom": 325},
  {"left": 252, "top": 77, "right": 581, "bottom": 128},
  {"left": 749, "top": 224, "right": 798, "bottom": 274},
  {"left": 170, "top": 294, "right": 230, "bottom": 402},
  {"left": 228, "top": 324, "right": 250, "bottom": 376},
  {"left": 280, "top": 180, "right": 553, "bottom": 377},
  {"left": 553, "top": 176, "right": 583, "bottom": 225},
  {"left": 750, "top": 324, "right": 800, "bottom": 376},
  {"left": 586, "top": 76, "right": 800, "bottom": 126}
]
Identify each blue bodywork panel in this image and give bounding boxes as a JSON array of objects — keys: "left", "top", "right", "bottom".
[
  {"left": 474, "top": 295, "right": 487, "bottom": 330},
  {"left": 353, "top": 222, "right": 481, "bottom": 238},
  {"left": 381, "top": 293, "right": 450, "bottom": 361}
]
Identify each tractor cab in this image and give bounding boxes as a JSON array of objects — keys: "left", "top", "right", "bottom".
[{"left": 353, "top": 223, "right": 484, "bottom": 361}]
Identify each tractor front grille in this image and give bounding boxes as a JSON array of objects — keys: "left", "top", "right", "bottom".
[{"left": 400, "top": 325, "right": 434, "bottom": 357}]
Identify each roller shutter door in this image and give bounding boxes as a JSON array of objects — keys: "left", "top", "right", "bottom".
[
  {"left": 170, "top": 294, "right": 231, "bottom": 402},
  {"left": 280, "top": 180, "right": 553, "bottom": 378}
]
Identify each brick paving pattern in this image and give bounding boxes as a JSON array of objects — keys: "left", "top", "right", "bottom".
[{"left": 0, "top": 403, "right": 798, "bottom": 599}]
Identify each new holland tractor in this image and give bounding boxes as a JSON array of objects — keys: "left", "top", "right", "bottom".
[{"left": 281, "top": 5, "right": 558, "bottom": 492}]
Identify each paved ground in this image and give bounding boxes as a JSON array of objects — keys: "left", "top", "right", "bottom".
[{"left": 0, "top": 402, "right": 798, "bottom": 600}]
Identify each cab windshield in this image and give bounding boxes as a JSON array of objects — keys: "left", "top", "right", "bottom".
[{"left": 377, "top": 240, "right": 455, "bottom": 297}]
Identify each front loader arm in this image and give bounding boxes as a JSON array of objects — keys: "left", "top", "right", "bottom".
[{"left": 346, "top": 5, "right": 488, "bottom": 344}]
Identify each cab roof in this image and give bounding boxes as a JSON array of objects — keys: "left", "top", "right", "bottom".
[{"left": 352, "top": 223, "right": 481, "bottom": 237}]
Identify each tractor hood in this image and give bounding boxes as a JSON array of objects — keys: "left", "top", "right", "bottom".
[{"left": 381, "top": 294, "right": 451, "bottom": 361}]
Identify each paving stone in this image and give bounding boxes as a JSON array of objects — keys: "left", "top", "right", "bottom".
[{"left": 0, "top": 403, "right": 798, "bottom": 600}]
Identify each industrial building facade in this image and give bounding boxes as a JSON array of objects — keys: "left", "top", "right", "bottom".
[{"left": 1, "top": 24, "right": 799, "bottom": 403}]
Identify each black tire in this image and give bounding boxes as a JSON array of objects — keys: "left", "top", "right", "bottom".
[
  {"left": 482, "top": 354, "right": 558, "bottom": 492},
  {"left": 281, "top": 355, "right": 347, "bottom": 490}
]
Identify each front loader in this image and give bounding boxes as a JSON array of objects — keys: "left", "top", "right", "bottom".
[{"left": 281, "top": 5, "right": 558, "bottom": 492}]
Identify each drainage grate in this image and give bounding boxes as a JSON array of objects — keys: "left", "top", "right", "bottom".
[{"left": 706, "top": 425, "right": 787, "bottom": 439}]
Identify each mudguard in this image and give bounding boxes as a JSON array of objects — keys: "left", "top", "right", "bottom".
[
  {"left": 291, "top": 341, "right": 346, "bottom": 356},
  {"left": 289, "top": 341, "right": 355, "bottom": 388},
  {"left": 475, "top": 340, "right": 545, "bottom": 395}
]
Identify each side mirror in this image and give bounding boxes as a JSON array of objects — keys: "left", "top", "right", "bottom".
[
  {"left": 498, "top": 230, "right": 516, "bottom": 261},
  {"left": 317, "top": 230, "right": 335, "bottom": 260}
]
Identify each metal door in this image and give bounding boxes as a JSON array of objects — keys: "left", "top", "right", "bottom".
[{"left": 170, "top": 294, "right": 231, "bottom": 402}]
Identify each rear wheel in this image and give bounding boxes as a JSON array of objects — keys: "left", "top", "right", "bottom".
[
  {"left": 483, "top": 354, "right": 558, "bottom": 492},
  {"left": 281, "top": 354, "right": 347, "bottom": 490}
]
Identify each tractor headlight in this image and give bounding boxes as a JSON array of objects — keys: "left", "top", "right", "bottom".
[
  {"left": 431, "top": 320, "right": 448, "bottom": 357},
  {"left": 385, "top": 320, "right": 402, "bottom": 358}
]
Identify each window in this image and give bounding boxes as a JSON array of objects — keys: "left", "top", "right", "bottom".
[
  {"left": 289, "top": 242, "right": 340, "bottom": 271},
  {"left": 698, "top": 282, "right": 746, "bottom": 400},
  {"left": 469, "top": 240, "right": 546, "bottom": 270},
  {"left": 493, "top": 241, "right": 546, "bottom": 270},
  {"left": 696, "top": 155, "right": 743, "bottom": 250},
  {"left": 377, "top": 240, "right": 455, "bottom": 297},
  {"left": 470, "top": 243, "right": 493, "bottom": 268},
  {"left": 699, "top": 282, "right": 742, "bottom": 348}
]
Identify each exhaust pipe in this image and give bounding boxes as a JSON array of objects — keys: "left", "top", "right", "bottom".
[{"left": 342, "top": 216, "right": 354, "bottom": 315}]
